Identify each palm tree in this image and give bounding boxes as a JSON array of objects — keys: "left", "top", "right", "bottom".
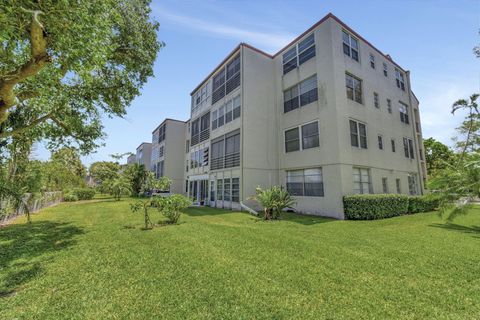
[{"left": 250, "top": 186, "right": 296, "bottom": 220}]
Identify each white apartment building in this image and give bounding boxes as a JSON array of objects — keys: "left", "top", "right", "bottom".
[
  {"left": 151, "top": 119, "right": 187, "bottom": 194},
  {"left": 181, "top": 13, "right": 426, "bottom": 219},
  {"left": 134, "top": 142, "right": 152, "bottom": 169}
]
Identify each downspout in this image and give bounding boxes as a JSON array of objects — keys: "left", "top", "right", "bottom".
[
  {"left": 240, "top": 45, "right": 245, "bottom": 210},
  {"left": 405, "top": 71, "right": 424, "bottom": 195}
]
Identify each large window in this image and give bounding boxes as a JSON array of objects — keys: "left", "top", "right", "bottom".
[
  {"left": 345, "top": 73, "right": 362, "bottom": 104},
  {"left": 282, "top": 33, "right": 316, "bottom": 74},
  {"left": 212, "top": 95, "right": 240, "bottom": 130},
  {"left": 191, "top": 112, "right": 210, "bottom": 146},
  {"left": 159, "top": 146, "right": 164, "bottom": 157},
  {"left": 408, "top": 174, "right": 418, "bottom": 195},
  {"left": 395, "top": 68, "right": 405, "bottom": 91},
  {"left": 158, "top": 124, "right": 166, "bottom": 143},
  {"left": 212, "top": 54, "right": 241, "bottom": 104},
  {"left": 210, "top": 129, "right": 240, "bottom": 170},
  {"left": 283, "top": 75, "right": 318, "bottom": 113},
  {"left": 285, "top": 122, "right": 319, "bottom": 153},
  {"left": 342, "top": 31, "right": 359, "bottom": 61},
  {"left": 353, "top": 167, "right": 372, "bottom": 194},
  {"left": 192, "top": 81, "right": 210, "bottom": 113},
  {"left": 399, "top": 102, "right": 409, "bottom": 124},
  {"left": 285, "top": 127, "right": 300, "bottom": 153},
  {"left": 403, "top": 138, "right": 415, "bottom": 159},
  {"left": 286, "top": 168, "right": 324, "bottom": 197},
  {"left": 214, "top": 178, "right": 240, "bottom": 203},
  {"left": 350, "top": 120, "right": 367, "bottom": 149}
]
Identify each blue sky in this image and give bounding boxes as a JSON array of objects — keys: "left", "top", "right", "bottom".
[{"left": 36, "top": 0, "right": 480, "bottom": 166}]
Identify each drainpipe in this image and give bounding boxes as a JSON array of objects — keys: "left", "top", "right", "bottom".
[{"left": 240, "top": 45, "right": 245, "bottom": 210}]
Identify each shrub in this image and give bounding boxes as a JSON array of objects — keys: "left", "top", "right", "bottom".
[
  {"left": 249, "top": 186, "right": 296, "bottom": 220},
  {"left": 64, "top": 194, "right": 79, "bottom": 202},
  {"left": 155, "top": 194, "right": 192, "bottom": 224},
  {"left": 72, "top": 188, "right": 96, "bottom": 200},
  {"left": 343, "top": 194, "right": 409, "bottom": 220},
  {"left": 408, "top": 195, "right": 440, "bottom": 214}
]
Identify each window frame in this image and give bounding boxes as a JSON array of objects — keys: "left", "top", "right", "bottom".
[
  {"left": 342, "top": 30, "right": 359, "bottom": 62},
  {"left": 286, "top": 167, "right": 324, "bottom": 197},
  {"left": 283, "top": 75, "right": 318, "bottom": 113},
  {"left": 369, "top": 53, "right": 375, "bottom": 69},
  {"left": 349, "top": 119, "right": 367, "bottom": 149},
  {"left": 353, "top": 167, "right": 372, "bottom": 194},
  {"left": 284, "top": 121, "right": 320, "bottom": 153},
  {"left": 282, "top": 33, "right": 316, "bottom": 75},
  {"left": 345, "top": 73, "right": 363, "bottom": 104}
]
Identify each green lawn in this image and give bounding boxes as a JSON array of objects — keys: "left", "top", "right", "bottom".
[{"left": 1, "top": 199, "right": 479, "bottom": 319}]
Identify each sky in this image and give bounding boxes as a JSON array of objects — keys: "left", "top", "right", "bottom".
[{"left": 36, "top": 0, "right": 480, "bottom": 166}]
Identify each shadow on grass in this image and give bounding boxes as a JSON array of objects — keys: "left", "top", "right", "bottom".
[
  {"left": 429, "top": 223, "right": 480, "bottom": 238},
  {"left": 183, "top": 207, "right": 234, "bottom": 217},
  {"left": 0, "top": 221, "right": 84, "bottom": 297}
]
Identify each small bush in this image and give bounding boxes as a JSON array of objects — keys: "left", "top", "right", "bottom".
[
  {"left": 64, "top": 194, "right": 79, "bottom": 202},
  {"left": 71, "top": 188, "right": 96, "bottom": 200},
  {"left": 155, "top": 194, "right": 192, "bottom": 224},
  {"left": 408, "top": 195, "right": 440, "bottom": 213},
  {"left": 343, "top": 194, "right": 409, "bottom": 220}
]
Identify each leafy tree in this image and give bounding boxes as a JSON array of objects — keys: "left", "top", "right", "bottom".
[
  {"left": 105, "top": 177, "right": 131, "bottom": 201},
  {"left": 423, "top": 137, "right": 455, "bottom": 176},
  {"left": 431, "top": 94, "right": 480, "bottom": 220},
  {"left": 89, "top": 161, "right": 120, "bottom": 185},
  {"left": 43, "top": 148, "right": 86, "bottom": 191},
  {"left": 250, "top": 186, "right": 296, "bottom": 220},
  {"left": 0, "top": 1, "right": 161, "bottom": 153},
  {"left": 123, "top": 163, "right": 149, "bottom": 195}
]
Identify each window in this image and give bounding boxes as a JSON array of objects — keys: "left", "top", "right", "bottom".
[
  {"left": 217, "top": 179, "right": 223, "bottom": 200},
  {"left": 192, "top": 82, "right": 210, "bottom": 113},
  {"left": 232, "top": 178, "right": 240, "bottom": 202},
  {"left": 382, "top": 177, "right": 389, "bottom": 193},
  {"left": 399, "top": 102, "right": 409, "bottom": 124},
  {"left": 233, "top": 95, "right": 241, "bottom": 119},
  {"left": 185, "top": 140, "right": 189, "bottom": 153},
  {"left": 159, "top": 146, "right": 164, "bottom": 157},
  {"left": 212, "top": 54, "right": 241, "bottom": 104},
  {"left": 396, "top": 178, "right": 401, "bottom": 193},
  {"left": 378, "top": 135, "right": 383, "bottom": 150},
  {"left": 395, "top": 68, "right": 405, "bottom": 91},
  {"left": 374, "top": 92, "right": 379, "bottom": 108},
  {"left": 212, "top": 95, "right": 240, "bottom": 130},
  {"left": 403, "top": 137, "right": 415, "bottom": 159},
  {"left": 345, "top": 73, "right": 362, "bottom": 104},
  {"left": 350, "top": 120, "right": 367, "bottom": 149},
  {"left": 223, "top": 178, "right": 231, "bottom": 201},
  {"left": 282, "top": 33, "right": 316, "bottom": 74},
  {"left": 408, "top": 174, "right": 418, "bottom": 195},
  {"left": 225, "top": 130, "right": 241, "bottom": 168},
  {"left": 387, "top": 99, "right": 392, "bottom": 113},
  {"left": 383, "top": 62, "right": 388, "bottom": 77},
  {"left": 369, "top": 54, "right": 375, "bottom": 69},
  {"left": 284, "top": 75, "right": 318, "bottom": 113},
  {"left": 342, "top": 31, "right": 359, "bottom": 61},
  {"left": 286, "top": 168, "right": 324, "bottom": 197},
  {"left": 353, "top": 167, "right": 372, "bottom": 194},
  {"left": 212, "top": 110, "right": 218, "bottom": 130},
  {"left": 302, "top": 122, "right": 319, "bottom": 149},
  {"left": 226, "top": 55, "right": 240, "bottom": 94},
  {"left": 210, "top": 130, "right": 240, "bottom": 170},
  {"left": 158, "top": 124, "right": 166, "bottom": 143},
  {"left": 285, "top": 127, "right": 300, "bottom": 153},
  {"left": 212, "top": 69, "right": 225, "bottom": 104},
  {"left": 156, "top": 160, "right": 164, "bottom": 179},
  {"left": 210, "top": 180, "right": 215, "bottom": 202},
  {"left": 190, "top": 118, "right": 200, "bottom": 146},
  {"left": 391, "top": 139, "right": 396, "bottom": 152},
  {"left": 190, "top": 113, "right": 210, "bottom": 147}
]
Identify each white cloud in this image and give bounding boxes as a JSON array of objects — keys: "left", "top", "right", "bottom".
[{"left": 154, "top": 7, "right": 294, "bottom": 52}]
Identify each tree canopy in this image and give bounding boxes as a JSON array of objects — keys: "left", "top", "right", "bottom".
[{"left": 0, "top": 1, "right": 161, "bottom": 153}]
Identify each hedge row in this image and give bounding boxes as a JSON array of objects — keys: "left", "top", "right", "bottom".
[
  {"left": 343, "top": 194, "right": 439, "bottom": 220},
  {"left": 65, "top": 188, "right": 96, "bottom": 201}
]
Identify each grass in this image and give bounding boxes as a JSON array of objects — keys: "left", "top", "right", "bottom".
[{"left": 1, "top": 198, "right": 479, "bottom": 319}]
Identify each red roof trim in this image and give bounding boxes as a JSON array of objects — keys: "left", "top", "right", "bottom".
[{"left": 190, "top": 13, "right": 408, "bottom": 96}]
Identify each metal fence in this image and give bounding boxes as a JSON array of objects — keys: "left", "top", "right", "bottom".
[{"left": 0, "top": 191, "right": 63, "bottom": 225}]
